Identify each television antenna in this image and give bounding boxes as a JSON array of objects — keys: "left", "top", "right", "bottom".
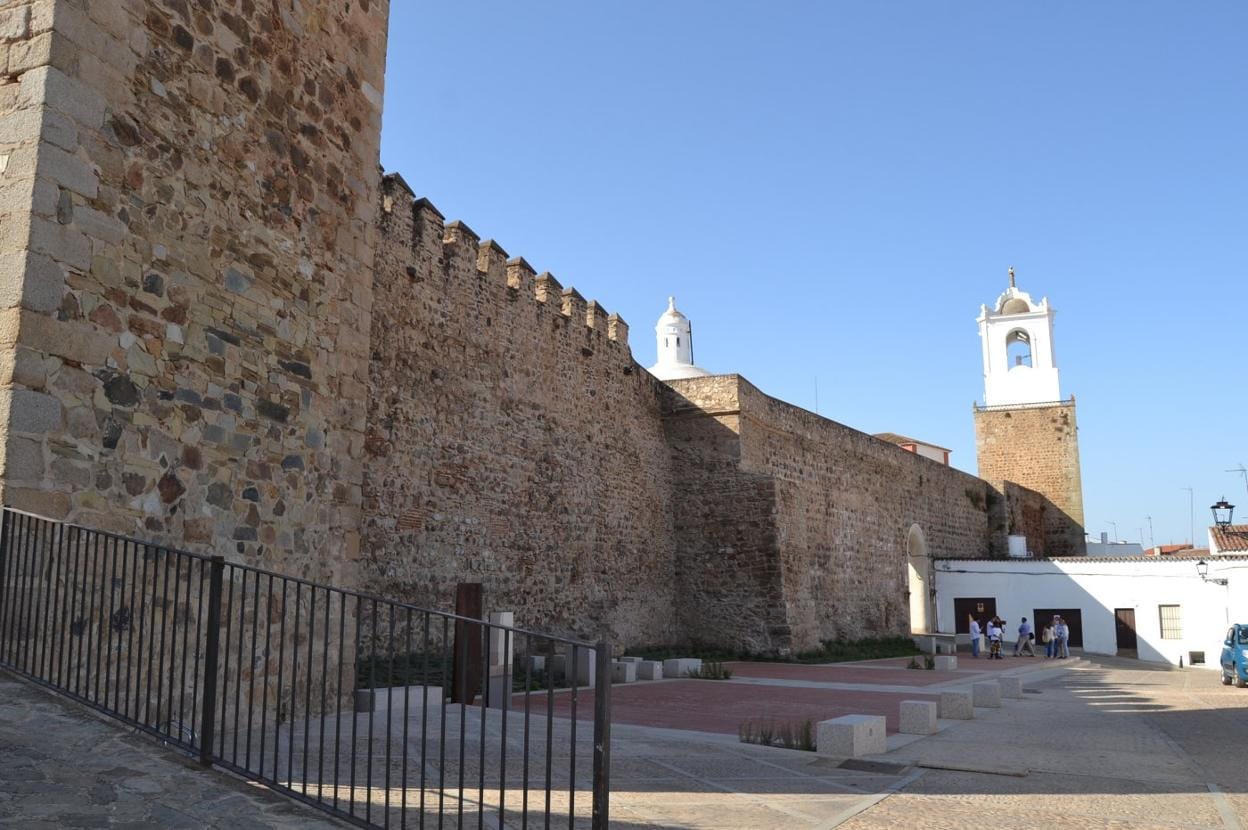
[{"left": 1229, "top": 463, "right": 1248, "bottom": 498}]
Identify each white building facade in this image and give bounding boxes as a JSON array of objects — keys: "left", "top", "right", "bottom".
[{"left": 934, "top": 555, "right": 1246, "bottom": 669}]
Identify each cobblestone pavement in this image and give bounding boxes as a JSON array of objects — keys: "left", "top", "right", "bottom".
[
  {"left": 5, "top": 655, "right": 1247, "bottom": 828},
  {"left": 840, "top": 655, "right": 1248, "bottom": 830},
  {"left": 0, "top": 673, "right": 344, "bottom": 829}
]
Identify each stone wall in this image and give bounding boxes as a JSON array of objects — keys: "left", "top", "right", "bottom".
[
  {"left": 361, "top": 175, "right": 680, "bottom": 645},
  {"left": 665, "top": 375, "right": 998, "bottom": 653},
  {"left": 0, "top": 0, "right": 390, "bottom": 583},
  {"left": 974, "top": 401, "right": 1086, "bottom": 557}
]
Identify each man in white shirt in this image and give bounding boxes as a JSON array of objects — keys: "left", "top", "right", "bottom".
[
  {"left": 1055, "top": 617, "right": 1070, "bottom": 658},
  {"left": 968, "top": 617, "right": 982, "bottom": 658}
]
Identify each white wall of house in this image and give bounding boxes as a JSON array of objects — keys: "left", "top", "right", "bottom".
[{"left": 934, "top": 556, "right": 1248, "bottom": 669}]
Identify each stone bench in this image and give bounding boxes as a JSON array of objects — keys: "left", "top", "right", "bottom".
[
  {"left": 611, "top": 661, "right": 637, "bottom": 683},
  {"left": 933, "top": 655, "right": 958, "bottom": 671},
  {"left": 636, "top": 660, "right": 664, "bottom": 680},
  {"left": 898, "top": 700, "right": 938, "bottom": 735},
  {"left": 816, "top": 714, "right": 886, "bottom": 758},
  {"left": 972, "top": 681, "right": 1002, "bottom": 708},
  {"left": 939, "top": 690, "right": 974, "bottom": 719},
  {"left": 618, "top": 656, "right": 643, "bottom": 664},
  {"left": 662, "top": 658, "right": 702, "bottom": 678},
  {"left": 998, "top": 677, "right": 1023, "bottom": 698}
]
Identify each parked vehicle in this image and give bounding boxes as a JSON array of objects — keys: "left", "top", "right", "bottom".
[{"left": 1221, "top": 624, "right": 1248, "bottom": 687}]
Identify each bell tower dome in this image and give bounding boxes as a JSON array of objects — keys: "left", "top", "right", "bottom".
[
  {"left": 977, "top": 266, "right": 1061, "bottom": 406},
  {"left": 648, "top": 297, "right": 710, "bottom": 381}
]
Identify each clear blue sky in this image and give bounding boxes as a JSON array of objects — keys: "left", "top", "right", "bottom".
[{"left": 379, "top": 2, "right": 1248, "bottom": 548}]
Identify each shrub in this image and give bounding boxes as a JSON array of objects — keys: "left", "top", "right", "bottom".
[
  {"left": 923, "top": 655, "right": 936, "bottom": 670},
  {"left": 739, "top": 718, "right": 816, "bottom": 752},
  {"left": 906, "top": 657, "right": 922, "bottom": 670},
  {"left": 686, "top": 661, "right": 733, "bottom": 680}
]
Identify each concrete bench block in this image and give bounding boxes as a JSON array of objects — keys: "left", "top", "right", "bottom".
[
  {"left": 898, "top": 700, "right": 938, "bottom": 735},
  {"left": 939, "top": 691, "right": 974, "bottom": 720},
  {"left": 933, "top": 655, "right": 958, "bottom": 671},
  {"left": 611, "top": 661, "right": 637, "bottom": 683},
  {"left": 662, "top": 658, "right": 702, "bottom": 678},
  {"left": 527, "top": 655, "right": 546, "bottom": 673},
  {"left": 574, "top": 648, "right": 596, "bottom": 687},
  {"left": 618, "top": 656, "right": 643, "bottom": 664},
  {"left": 816, "top": 714, "right": 887, "bottom": 758},
  {"left": 636, "top": 660, "right": 664, "bottom": 680},
  {"left": 972, "top": 681, "right": 1002, "bottom": 708},
  {"left": 547, "top": 654, "right": 566, "bottom": 681},
  {"left": 998, "top": 677, "right": 1023, "bottom": 698}
]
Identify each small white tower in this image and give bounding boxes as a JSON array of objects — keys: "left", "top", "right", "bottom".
[
  {"left": 977, "top": 267, "right": 1062, "bottom": 406},
  {"left": 648, "top": 297, "right": 710, "bottom": 381}
]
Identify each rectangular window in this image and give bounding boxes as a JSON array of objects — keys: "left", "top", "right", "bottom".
[{"left": 1159, "top": 605, "right": 1182, "bottom": 640}]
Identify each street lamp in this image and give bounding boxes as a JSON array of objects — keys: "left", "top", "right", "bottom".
[
  {"left": 1196, "top": 559, "right": 1229, "bottom": 587},
  {"left": 1212, "top": 498, "right": 1235, "bottom": 530}
]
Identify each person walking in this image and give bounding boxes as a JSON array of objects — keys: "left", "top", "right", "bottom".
[
  {"left": 1015, "top": 616, "right": 1035, "bottom": 656},
  {"left": 1042, "top": 619, "right": 1055, "bottom": 658},
  {"left": 1055, "top": 616, "right": 1070, "bottom": 659},
  {"left": 968, "top": 615, "right": 982, "bottom": 658}
]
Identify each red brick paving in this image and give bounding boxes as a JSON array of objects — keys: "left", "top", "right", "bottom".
[
  {"left": 524, "top": 680, "right": 940, "bottom": 735},
  {"left": 724, "top": 662, "right": 950, "bottom": 685}
]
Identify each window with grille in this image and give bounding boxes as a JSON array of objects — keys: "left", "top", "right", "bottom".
[{"left": 1159, "top": 605, "right": 1182, "bottom": 640}]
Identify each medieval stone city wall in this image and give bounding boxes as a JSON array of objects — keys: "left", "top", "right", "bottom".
[
  {"left": 662, "top": 375, "right": 788, "bottom": 654},
  {"left": 362, "top": 175, "right": 680, "bottom": 646},
  {"left": 665, "top": 375, "right": 998, "bottom": 654},
  {"left": 0, "top": 0, "right": 390, "bottom": 586},
  {"left": 975, "top": 401, "right": 1086, "bottom": 557}
]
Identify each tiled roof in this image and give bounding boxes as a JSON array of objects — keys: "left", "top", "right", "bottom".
[
  {"left": 934, "top": 553, "right": 1248, "bottom": 564},
  {"left": 872, "top": 432, "right": 952, "bottom": 452},
  {"left": 1212, "top": 524, "right": 1248, "bottom": 552}
]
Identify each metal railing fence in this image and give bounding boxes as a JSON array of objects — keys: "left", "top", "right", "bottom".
[{"left": 0, "top": 507, "right": 611, "bottom": 829}]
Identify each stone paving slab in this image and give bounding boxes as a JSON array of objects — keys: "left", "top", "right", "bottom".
[
  {"left": 0, "top": 673, "right": 347, "bottom": 829},
  {"left": 535, "top": 679, "right": 941, "bottom": 735}
]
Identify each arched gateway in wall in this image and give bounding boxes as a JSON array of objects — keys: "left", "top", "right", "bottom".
[{"left": 907, "top": 524, "right": 932, "bottom": 634}]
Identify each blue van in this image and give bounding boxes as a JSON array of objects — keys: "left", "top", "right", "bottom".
[{"left": 1221, "top": 624, "right": 1248, "bottom": 687}]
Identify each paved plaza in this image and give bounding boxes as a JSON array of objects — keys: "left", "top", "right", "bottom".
[{"left": 3, "top": 654, "right": 1248, "bottom": 828}]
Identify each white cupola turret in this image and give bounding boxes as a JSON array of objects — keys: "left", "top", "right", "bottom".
[
  {"left": 648, "top": 296, "right": 710, "bottom": 381},
  {"left": 977, "top": 267, "right": 1062, "bottom": 406}
]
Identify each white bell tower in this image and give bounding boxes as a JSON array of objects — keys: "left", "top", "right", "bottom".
[
  {"left": 648, "top": 297, "right": 710, "bottom": 381},
  {"left": 977, "top": 267, "right": 1062, "bottom": 406}
]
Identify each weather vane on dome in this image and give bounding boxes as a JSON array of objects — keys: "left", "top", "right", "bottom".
[{"left": 1008, "top": 265, "right": 1016, "bottom": 288}]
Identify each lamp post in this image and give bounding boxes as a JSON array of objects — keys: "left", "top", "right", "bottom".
[
  {"left": 1212, "top": 497, "right": 1235, "bottom": 530},
  {"left": 1196, "top": 559, "right": 1229, "bottom": 587}
]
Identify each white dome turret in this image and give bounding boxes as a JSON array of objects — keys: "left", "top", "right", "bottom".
[{"left": 648, "top": 296, "right": 710, "bottom": 381}]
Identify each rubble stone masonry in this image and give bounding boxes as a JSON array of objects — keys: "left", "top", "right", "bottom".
[
  {"left": 665, "top": 375, "right": 997, "bottom": 652},
  {"left": 363, "top": 175, "right": 679, "bottom": 645},
  {"left": 0, "top": 0, "right": 389, "bottom": 584},
  {"left": 974, "top": 401, "right": 1086, "bottom": 557},
  {"left": 2, "top": 1, "right": 1081, "bottom": 654}
]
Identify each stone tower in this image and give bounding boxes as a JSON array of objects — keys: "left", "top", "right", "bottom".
[
  {"left": 974, "top": 268, "right": 1086, "bottom": 556},
  {"left": 648, "top": 297, "right": 709, "bottom": 381},
  {"left": 0, "top": 1, "right": 390, "bottom": 580}
]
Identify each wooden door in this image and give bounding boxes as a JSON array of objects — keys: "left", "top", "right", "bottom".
[
  {"left": 953, "top": 597, "right": 996, "bottom": 633},
  {"left": 1114, "top": 608, "right": 1138, "bottom": 652}
]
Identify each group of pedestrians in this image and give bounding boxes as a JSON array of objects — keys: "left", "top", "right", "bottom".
[{"left": 967, "top": 613, "right": 1069, "bottom": 659}]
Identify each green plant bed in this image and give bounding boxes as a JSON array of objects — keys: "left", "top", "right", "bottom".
[
  {"left": 685, "top": 661, "right": 733, "bottom": 680},
  {"left": 626, "top": 636, "right": 920, "bottom": 668}
]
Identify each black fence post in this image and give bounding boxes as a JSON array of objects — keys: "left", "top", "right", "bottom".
[
  {"left": 0, "top": 509, "right": 9, "bottom": 632},
  {"left": 591, "top": 640, "right": 611, "bottom": 830},
  {"left": 198, "top": 556, "right": 225, "bottom": 767}
]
